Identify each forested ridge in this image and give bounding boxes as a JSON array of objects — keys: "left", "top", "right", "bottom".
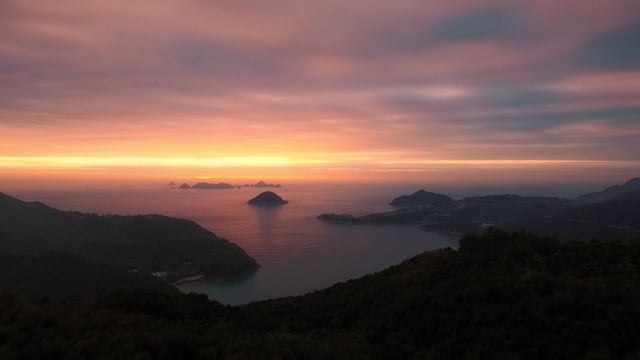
[
  {"left": 2, "top": 230, "right": 640, "bottom": 359},
  {"left": 0, "top": 192, "right": 258, "bottom": 283}
]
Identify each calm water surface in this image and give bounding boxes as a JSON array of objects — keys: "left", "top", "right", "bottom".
[{"left": 15, "top": 183, "right": 460, "bottom": 304}]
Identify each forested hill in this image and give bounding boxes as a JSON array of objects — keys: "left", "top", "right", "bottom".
[
  {"left": 0, "top": 252, "right": 177, "bottom": 300},
  {"left": 0, "top": 192, "right": 258, "bottom": 282},
  {"left": 2, "top": 230, "right": 639, "bottom": 359},
  {"left": 573, "top": 177, "right": 640, "bottom": 204}
]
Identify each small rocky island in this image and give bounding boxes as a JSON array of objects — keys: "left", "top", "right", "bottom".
[
  {"left": 192, "top": 182, "right": 234, "bottom": 189},
  {"left": 176, "top": 182, "right": 234, "bottom": 189},
  {"left": 243, "top": 180, "right": 282, "bottom": 188},
  {"left": 248, "top": 191, "right": 288, "bottom": 207}
]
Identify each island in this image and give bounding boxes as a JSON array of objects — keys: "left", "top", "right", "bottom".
[
  {"left": 242, "top": 180, "right": 282, "bottom": 188},
  {"left": 192, "top": 182, "right": 234, "bottom": 189},
  {"left": 247, "top": 191, "right": 288, "bottom": 207},
  {"left": 176, "top": 182, "right": 234, "bottom": 189},
  {"left": 390, "top": 189, "right": 453, "bottom": 207}
]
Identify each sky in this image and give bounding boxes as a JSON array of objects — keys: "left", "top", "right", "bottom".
[{"left": 1, "top": 0, "right": 640, "bottom": 185}]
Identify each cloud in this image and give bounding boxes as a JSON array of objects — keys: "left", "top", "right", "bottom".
[
  {"left": 575, "top": 21, "right": 640, "bottom": 70},
  {"left": 1, "top": 0, "right": 640, "bottom": 182},
  {"left": 429, "top": 6, "right": 523, "bottom": 44}
]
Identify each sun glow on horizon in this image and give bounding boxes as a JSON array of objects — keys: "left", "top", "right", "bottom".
[
  {"left": 1, "top": 155, "right": 639, "bottom": 184},
  {"left": 0, "top": 156, "right": 299, "bottom": 168},
  {"left": 1, "top": 1, "right": 639, "bottom": 188},
  {"left": 3, "top": 155, "right": 638, "bottom": 169}
]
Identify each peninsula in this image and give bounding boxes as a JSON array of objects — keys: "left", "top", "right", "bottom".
[
  {"left": 0, "top": 192, "right": 259, "bottom": 284},
  {"left": 319, "top": 180, "right": 640, "bottom": 241}
]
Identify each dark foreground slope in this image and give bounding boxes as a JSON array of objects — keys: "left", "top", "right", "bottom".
[
  {"left": 0, "top": 192, "right": 258, "bottom": 282},
  {"left": 0, "top": 252, "right": 177, "bottom": 299},
  {"left": 2, "top": 230, "right": 640, "bottom": 359}
]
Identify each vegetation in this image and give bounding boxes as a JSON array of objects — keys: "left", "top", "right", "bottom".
[
  {"left": 505, "top": 190, "right": 640, "bottom": 240},
  {"left": 390, "top": 189, "right": 453, "bottom": 207},
  {"left": 0, "top": 192, "right": 258, "bottom": 282},
  {"left": 320, "top": 190, "right": 640, "bottom": 241},
  {"left": 0, "top": 252, "right": 176, "bottom": 300},
  {"left": 320, "top": 194, "right": 570, "bottom": 232},
  {"left": 2, "top": 230, "right": 640, "bottom": 359},
  {"left": 573, "top": 177, "right": 640, "bottom": 204}
]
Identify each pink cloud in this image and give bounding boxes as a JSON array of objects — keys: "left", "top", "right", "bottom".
[{"left": 1, "top": 0, "right": 639, "bottom": 183}]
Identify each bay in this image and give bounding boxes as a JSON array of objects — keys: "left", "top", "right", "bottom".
[{"left": 12, "top": 182, "right": 459, "bottom": 305}]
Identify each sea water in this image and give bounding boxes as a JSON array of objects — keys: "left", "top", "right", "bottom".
[{"left": 7, "top": 182, "right": 521, "bottom": 304}]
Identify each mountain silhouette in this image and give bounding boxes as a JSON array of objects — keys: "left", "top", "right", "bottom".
[
  {"left": 574, "top": 177, "right": 640, "bottom": 204},
  {"left": 390, "top": 189, "right": 454, "bottom": 207},
  {"left": 0, "top": 192, "right": 258, "bottom": 282},
  {"left": 247, "top": 191, "right": 288, "bottom": 206}
]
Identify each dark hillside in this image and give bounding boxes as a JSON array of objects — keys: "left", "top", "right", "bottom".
[
  {"left": 0, "top": 192, "right": 258, "bottom": 282},
  {"left": 2, "top": 230, "right": 640, "bottom": 359},
  {"left": 390, "top": 189, "right": 453, "bottom": 207},
  {"left": 508, "top": 189, "right": 640, "bottom": 240},
  {"left": 573, "top": 177, "right": 640, "bottom": 204},
  {"left": 0, "top": 252, "right": 176, "bottom": 300}
]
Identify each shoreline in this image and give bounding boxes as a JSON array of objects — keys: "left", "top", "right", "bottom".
[
  {"left": 172, "top": 266, "right": 260, "bottom": 287},
  {"left": 172, "top": 274, "right": 205, "bottom": 286}
]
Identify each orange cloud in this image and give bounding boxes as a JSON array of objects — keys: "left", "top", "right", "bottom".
[{"left": 1, "top": 0, "right": 640, "bottom": 186}]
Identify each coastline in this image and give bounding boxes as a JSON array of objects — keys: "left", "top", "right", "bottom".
[
  {"left": 172, "top": 265, "right": 260, "bottom": 287},
  {"left": 172, "top": 274, "right": 205, "bottom": 286}
]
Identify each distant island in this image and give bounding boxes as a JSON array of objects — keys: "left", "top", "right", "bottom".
[
  {"left": 174, "top": 180, "right": 282, "bottom": 190},
  {"left": 390, "top": 189, "right": 453, "bottom": 207},
  {"left": 247, "top": 191, "right": 288, "bottom": 207},
  {"left": 242, "top": 180, "right": 282, "bottom": 188},
  {"left": 319, "top": 179, "right": 640, "bottom": 241},
  {"left": 192, "top": 182, "right": 234, "bottom": 189},
  {"left": 177, "top": 182, "right": 234, "bottom": 189}
]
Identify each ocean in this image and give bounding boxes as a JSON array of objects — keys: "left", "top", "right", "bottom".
[{"left": 8, "top": 181, "right": 592, "bottom": 304}]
